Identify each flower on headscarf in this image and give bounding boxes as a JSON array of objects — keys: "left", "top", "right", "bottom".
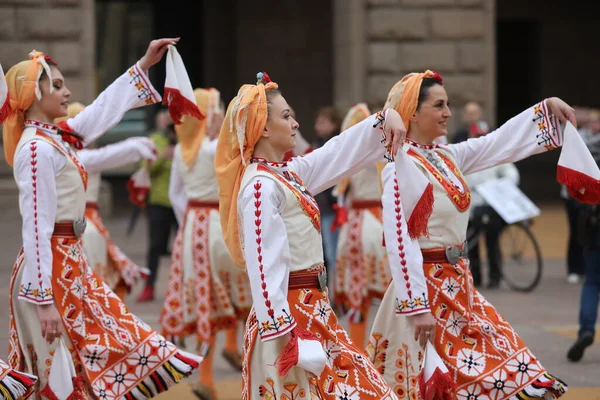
[{"left": 256, "top": 71, "right": 272, "bottom": 85}]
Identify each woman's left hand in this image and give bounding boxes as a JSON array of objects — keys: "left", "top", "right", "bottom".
[
  {"left": 546, "top": 97, "right": 577, "bottom": 128},
  {"left": 383, "top": 108, "right": 407, "bottom": 157},
  {"left": 139, "top": 38, "right": 180, "bottom": 71}
]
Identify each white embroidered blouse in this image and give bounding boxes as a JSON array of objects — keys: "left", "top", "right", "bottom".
[
  {"left": 238, "top": 112, "right": 391, "bottom": 342},
  {"left": 382, "top": 101, "right": 562, "bottom": 315},
  {"left": 13, "top": 62, "right": 160, "bottom": 304}
]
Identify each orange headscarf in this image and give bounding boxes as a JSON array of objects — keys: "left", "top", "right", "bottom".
[
  {"left": 215, "top": 72, "right": 278, "bottom": 268},
  {"left": 2, "top": 51, "right": 56, "bottom": 166},
  {"left": 384, "top": 70, "right": 442, "bottom": 133},
  {"left": 176, "top": 88, "right": 221, "bottom": 168},
  {"left": 332, "top": 103, "right": 372, "bottom": 196}
]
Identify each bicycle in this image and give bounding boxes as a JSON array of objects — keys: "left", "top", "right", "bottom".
[{"left": 466, "top": 217, "right": 543, "bottom": 293}]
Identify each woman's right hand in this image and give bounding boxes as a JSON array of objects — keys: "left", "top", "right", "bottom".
[
  {"left": 36, "top": 304, "right": 63, "bottom": 344},
  {"left": 383, "top": 108, "right": 407, "bottom": 157},
  {"left": 138, "top": 38, "right": 180, "bottom": 71},
  {"left": 408, "top": 311, "right": 437, "bottom": 348}
]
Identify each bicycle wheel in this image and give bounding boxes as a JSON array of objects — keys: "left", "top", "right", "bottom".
[{"left": 498, "top": 222, "right": 543, "bottom": 292}]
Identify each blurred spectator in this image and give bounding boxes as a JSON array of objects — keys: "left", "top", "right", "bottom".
[
  {"left": 312, "top": 106, "right": 342, "bottom": 273},
  {"left": 137, "top": 110, "right": 179, "bottom": 302},
  {"left": 452, "top": 101, "right": 487, "bottom": 144},
  {"left": 567, "top": 112, "right": 600, "bottom": 361}
]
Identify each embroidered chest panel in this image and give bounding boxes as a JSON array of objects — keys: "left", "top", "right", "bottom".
[
  {"left": 35, "top": 131, "right": 89, "bottom": 190},
  {"left": 408, "top": 148, "right": 471, "bottom": 212},
  {"left": 256, "top": 163, "right": 321, "bottom": 233}
]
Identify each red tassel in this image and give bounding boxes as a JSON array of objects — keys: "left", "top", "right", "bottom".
[
  {"left": 418, "top": 367, "right": 456, "bottom": 400},
  {"left": 39, "top": 376, "right": 88, "bottom": 400},
  {"left": 67, "top": 377, "right": 88, "bottom": 400},
  {"left": 274, "top": 328, "right": 319, "bottom": 377},
  {"left": 557, "top": 165, "right": 600, "bottom": 204},
  {"left": 407, "top": 183, "right": 434, "bottom": 239},
  {"left": 163, "top": 88, "right": 204, "bottom": 125},
  {"left": 0, "top": 92, "right": 12, "bottom": 123},
  {"left": 331, "top": 204, "right": 348, "bottom": 232},
  {"left": 126, "top": 178, "right": 149, "bottom": 208}
]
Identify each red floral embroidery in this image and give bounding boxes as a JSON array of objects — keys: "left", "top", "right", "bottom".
[{"left": 253, "top": 180, "right": 274, "bottom": 319}]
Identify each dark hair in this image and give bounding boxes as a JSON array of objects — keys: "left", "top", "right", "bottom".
[
  {"left": 266, "top": 88, "right": 282, "bottom": 119},
  {"left": 416, "top": 77, "right": 443, "bottom": 111},
  {"left": 315, "top": 106, "right": 342, "bottom": 130},
  {"left": 39, "top": 55, "right": 58, "bottom": 81}
]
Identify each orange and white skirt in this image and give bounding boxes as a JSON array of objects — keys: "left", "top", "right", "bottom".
[
  {"left": 9, "top": 232, "right": 201, "bottom": 399},
  {"left": 82, "top": 203, "right": 148, "bottom": 292},
  {"left": 160, "top": 202, "right": 252, "bottom": 348},
  {"left": 368, "top": 248, "right": 568, "bottom": 400},
  {"left": 335, "top": 202, "right": 391, "bottom": 320},
  {"left": 243, "top": 266, "right": 397, "bottom": 400}
]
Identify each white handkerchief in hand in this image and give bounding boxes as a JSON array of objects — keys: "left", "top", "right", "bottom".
[
  {"left": 47, "top": 339, "right": 77, "bottom": 400},
  {"left": 296, "top": 338, "right": 327, "bottom": 376}
]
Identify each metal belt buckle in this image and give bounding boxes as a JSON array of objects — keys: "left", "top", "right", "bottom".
[
  {"left": 73, "top": 218, "right": 87, "bottom": 238},
  {"left": 318, "top": 269, "right": 328, "bottom": 291},
  {"left": 445, "top": 246, "right": 461, "bottom": 265}
]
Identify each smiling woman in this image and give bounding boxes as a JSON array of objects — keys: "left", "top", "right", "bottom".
[{"left": 0, "top": 40, "right": 203, "bottom": 399}]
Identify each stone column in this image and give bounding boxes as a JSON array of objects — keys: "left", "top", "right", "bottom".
[
  {"left": 0, "top": 0, "right": 96, "bottom": 104},
  {"left": 334, "top": 0, "right": 496, "bottom": 132}
]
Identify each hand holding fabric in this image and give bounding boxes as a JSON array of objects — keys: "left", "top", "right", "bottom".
[
  {"left": 383, "top": 108, "right": 407, "bottom": 156},
  {"left": 127, "top": 137, "right": 158, "bottom": 161},
  {"left": 546, "top": 97, "right": 576, "bottom": 127},
  {"left": 139, "top": 38, "right": 180, "bottom": 71}
]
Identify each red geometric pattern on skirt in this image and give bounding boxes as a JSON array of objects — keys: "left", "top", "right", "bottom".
[
  {"left": 85, "top": 207, "right": 144, "bottom": 289},
  {"left": 10, "top": 240, "right": 183, "bottom": 399},
  {"left": 160, "top": 207, "right": 236, "bottom": 342},
  {"left": 335, "top": 208, "right": 388, "bottom": 315},
  {"left": 426, "top": 259, "right": 565, "bottom": 399},
  {"left": 242, "top": 287, "right": 396, "bottom": 400}
]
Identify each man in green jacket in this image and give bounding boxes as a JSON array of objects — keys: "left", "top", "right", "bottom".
[{"left": 138, "top": 110, "right": 179, "bottom": 302}]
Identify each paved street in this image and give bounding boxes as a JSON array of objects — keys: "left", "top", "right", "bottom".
[{"left": 0, "top": 192, "right": 598, "bottom": 399}]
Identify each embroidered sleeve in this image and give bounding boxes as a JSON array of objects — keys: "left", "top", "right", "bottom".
[
  {"left": 239, "top": 177, "right": 296, "bottom": 341},
  {"left": 66, "top": 62, "right": 162, "bottom": 146},
  {"left": 77, "top": 138, "right": 152, "bottom": 173},
  {"left": 381, "top": 165, "right": 430, "bottom": 315},
  {"left": 447, "top": 100, "right": 561, "bottom": 176},
  {"left": 13, "top": 140, "right": 60, "bottom": 305},
  {"left": 168, "top": 151, "right": 187, "bottom": 224},
  {"left": 290, "top": 111, "right": 391, "bottom": 196}
]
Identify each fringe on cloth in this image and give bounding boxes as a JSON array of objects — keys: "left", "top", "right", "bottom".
[
  {"left": 274, "top": 328, "right": 319, "bottom": 377},
  {"left": 417, "top": 366, "right": 456, "bottom": 400},
  {"left": 163, "top": 88, "right": 204, "bottom": 125},
  {"left": 513, "top": 372, "right": 568, "bottom": 399},
  {"left": 121, "top": 350, "right": 202, "bottom": 400},
  {"left": 557, "top": 165, "right": 600, "bottom": 204},
  {"left": 407, "top": 183, "right": 434, "bottom": 239},
  {"left": 39, "top": 376, "right": 87, "bottom": 400},
  {"left": 0, "top": 369, "right": 38, "bottom": 400}
]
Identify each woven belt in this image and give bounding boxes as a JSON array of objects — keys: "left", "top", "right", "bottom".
[
  {"left": 53, "top": 220, "right": 87, "bottom": 239},
  {"left": 288, "top": 264, "right": 327, "bottom": 291},
  {"left": 85, "top": 202, "right": 99, "bottom": 210},
  {"left": 188, "top": 200, "right": 219, "bottom": 209},
  {"left": 422, "top": 241, "right": 468, "bottom": 265},
  {"left": 350, "top": 200, "right": 381, "bottom": 209}
]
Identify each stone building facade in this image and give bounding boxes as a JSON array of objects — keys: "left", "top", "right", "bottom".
[
  {"left": 335, "top": 0, "right": 495, "bottom": 134},
  {"left": 0, "top": 0, "right": 96, "bottom": 104}
]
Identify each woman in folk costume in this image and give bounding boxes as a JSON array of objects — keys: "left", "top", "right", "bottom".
[
  {"left": 160, "top": 85, "right": 252, "bottom": 400},
  {"left": 215, "top": 72, "right": 407, "bottom": 400},
  {"left": 332, "top": 103, "right": 391, "bottom": 348},
  {"left": 56, "top": 102, "right": 155, "bottom": 301},
  {"left": 1, "top": 39, "right": 202, "bottom": 400},
  {"left": 368, "top": 70, "right": 587, "bottom": 399},
  {"left": 0, "top": 360, "right": 37, "bottom": 400}
]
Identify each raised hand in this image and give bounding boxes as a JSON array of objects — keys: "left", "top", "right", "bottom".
[
  {"left": 546, "top": 97, "right": 577, "bottom": 128},
  {"left": 383, "top": 108, "right": 407, "bottom": 157},
  {"left": 139, "top": 38, "right": 180, "bottom": 71}
]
